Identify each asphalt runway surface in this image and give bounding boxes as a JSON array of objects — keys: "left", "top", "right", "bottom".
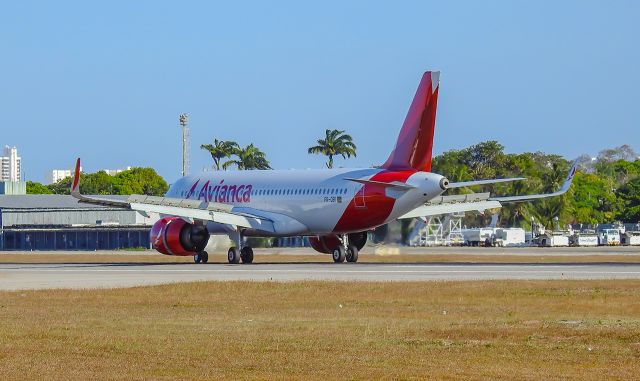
[{"left": 3, "top": 262, "right": 640, "bottom": 290}]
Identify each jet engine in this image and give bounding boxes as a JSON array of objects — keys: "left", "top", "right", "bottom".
[
  {"left": 150, "top": 217, "right": 210, "bottom": 256},
  {"left": 309, "top": 232, "right": 367, "bottom": 254}
]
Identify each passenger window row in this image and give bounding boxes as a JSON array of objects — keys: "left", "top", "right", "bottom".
[{"left": 253, "top": 188, "right": 348, "bottom": 196}]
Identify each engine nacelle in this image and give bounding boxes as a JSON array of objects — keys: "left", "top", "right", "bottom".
[
  {"left": 309, "top": 232, "right": 367, "bottom": 254},
  {"left": 150, "top": 217, "right": 210, "bottom": 256}
]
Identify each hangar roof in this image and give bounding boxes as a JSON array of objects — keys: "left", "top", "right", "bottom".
[{"left": 0, "top": 195, "right": 129, "bottom": 210}]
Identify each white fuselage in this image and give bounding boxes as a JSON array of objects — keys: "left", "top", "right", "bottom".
[{"left": 165, "top": 168, "right": 446, "bottom": 236}]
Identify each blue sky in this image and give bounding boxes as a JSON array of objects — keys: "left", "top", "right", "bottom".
[{"left": 1, "top": 1, "right": 638, "bottom": 183}]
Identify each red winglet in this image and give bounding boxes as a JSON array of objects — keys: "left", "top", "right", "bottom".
[
  {"left": 381, "top": 71, "right": 440, "bottom": 172},
  {"left": 71, "top": 158, "right": 81, "bottom": 195}
]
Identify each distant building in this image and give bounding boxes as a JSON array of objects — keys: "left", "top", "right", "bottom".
[
  {"left": 46, "top": 166, "right": 128, "bottom": 184},
  {"left": 103, "top": 166, "right": 132, "bottom": 176},
  {"left": 1, "top": 146, "right": 21, "bottom": 182},
  {"left": 45, "top": 167, "right": 82, "bottom": 184},
  {"left": 46, "top": 168, "right": 83, "bottom": 185}
]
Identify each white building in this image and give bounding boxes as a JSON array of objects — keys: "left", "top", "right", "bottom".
[
  {"left": 46, "top": 168, "right": 83, "bottom": 185},
  {"left": 1, "top": 146, "right": 21, "bottom": 182},
  {"left": 103, "top": 166, "right": 132, "bottom": 176},
  {"left": 46, "top": 166, "right": 130, "bottom": 184}
]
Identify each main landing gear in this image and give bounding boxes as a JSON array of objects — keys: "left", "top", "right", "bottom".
[
  {"left": 194, "top": 251, "right": 209, "bottom": 264},
  {"left": 227, "top": 246, "right": 254, "bottom": 264},
  {"left": 227, "top": 229, "right": 254, "bottom": 264},
  {"left": 332, "top": 235, "right": 359, "bottom": 263}
]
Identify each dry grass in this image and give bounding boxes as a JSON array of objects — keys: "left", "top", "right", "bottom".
[
  {"left": 1, "top": 280, "right": 640, "bottom": 380},
  {"left": 2, "top": 252, "right": 640, "bottom": 264}
]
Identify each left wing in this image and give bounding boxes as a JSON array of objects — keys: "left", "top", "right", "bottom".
[{"left": 69, "top": 158, "right": 276, "bottom": 233}]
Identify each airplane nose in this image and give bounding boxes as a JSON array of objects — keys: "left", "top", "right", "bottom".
[{"left": 439, "top": 177, "right": 449, "bottom": 190}]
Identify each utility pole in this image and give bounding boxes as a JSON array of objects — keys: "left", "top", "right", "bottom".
[{"left": 179, "top": 113, "right": 189, "bottom": 177}]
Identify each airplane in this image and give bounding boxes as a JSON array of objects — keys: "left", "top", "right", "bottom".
[{"left": 70, "top": 71, "right": 578, "bottom": 264}]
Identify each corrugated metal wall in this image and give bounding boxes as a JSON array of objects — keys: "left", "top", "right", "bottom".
[
  {"left": 1, "top": 228, "right": 152, "bottom": 250},
  {"left": 1, "top": 208, "right": 142, "bottom": 226},
  {"left": 2, "top": 209, "right": 137, "bottom": 227}
]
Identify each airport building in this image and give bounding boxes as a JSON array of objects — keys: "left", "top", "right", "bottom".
[{"left": 0, "top": 195, "right": 157, "bottom": 251}]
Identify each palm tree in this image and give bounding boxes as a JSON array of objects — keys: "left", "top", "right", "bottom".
[
  {"left": 308, "top": 129, "right": 357, "bottom": 169},
  {"left": 499, "top": 180, "right": 533, "bottom": 227},
  {"left": 222, "top": 144, "right": 272, "bottom": 170},
  {"left": 200, "top": 139, "right": 239, "bottom": 170},
  {"left": 540, "top": 162, "right": 568, "bottom": 193}
]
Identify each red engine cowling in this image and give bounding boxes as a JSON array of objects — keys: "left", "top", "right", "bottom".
[
  {"left": 150, "top": 217, "right": 210, "bottom": 256},
  {"left": 309, "top": 232, "right": 367, "bottom": 254}
]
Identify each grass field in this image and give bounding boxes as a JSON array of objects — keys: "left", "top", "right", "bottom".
[
  {"left": 1, "top": 280, "right": 639, "bottom": 380},
  {"left": 2, "top": 252, "right": 640, "bottom": 264}
]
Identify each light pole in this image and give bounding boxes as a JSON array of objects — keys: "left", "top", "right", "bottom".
[{"left": 179, "top": 113, "right": 189, "bottom": 177}]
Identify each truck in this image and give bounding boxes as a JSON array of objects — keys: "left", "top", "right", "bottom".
[
  {"left": 598, "top": 228, "right": 621, "bottom": 246},
  {"left": 462, "top": 228, "right": 496, "bottom": 247}
]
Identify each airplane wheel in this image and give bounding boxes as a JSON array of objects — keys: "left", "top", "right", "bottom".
[
  {"left": 332, "top": 246, "right": 346, "bottom": 263},
  {"left": 346, "top": 245, "right": 359, "bottom": 263},
  {"left": 228, "top": 247, "right": 240, "bottom": 264},
  {"left": 241, "top": 247, "right": 254, "bottom": 264},
  {"left": 194, "top": 252, "right": 202, "bottom": 264},
  {"left": 200, "top": 251, "right": 209, "bottom": 264}
]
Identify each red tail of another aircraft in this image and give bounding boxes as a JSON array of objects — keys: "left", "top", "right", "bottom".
[{"left": 381, "top": 71, "right": 440, "bottom": 172}]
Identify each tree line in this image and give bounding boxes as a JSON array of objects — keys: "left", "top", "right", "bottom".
[
  {"left": 202, "top": 133, "right": 639, "bottom": 227},
  {"left": 431, "top": 141, "right": 640, "bottom": 227},
  {"left": 26, "top": 130, "right": 639, "bottom": 228},
  {"left": 27, "top": 168, "right": 168, "bottom": 196}
]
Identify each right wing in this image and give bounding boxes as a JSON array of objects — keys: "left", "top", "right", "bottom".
[
  {"left": 399, "top": 193, "right": 501, "bottom": 219},
  {"left": 399, "top": 160, "right": 578, "bottom": 219},
  {"left": 448, "top": 177, "right": 526, "bottom": 188},
  {"left": 69, "top": 158, "right": 276, "bottom": 233}
]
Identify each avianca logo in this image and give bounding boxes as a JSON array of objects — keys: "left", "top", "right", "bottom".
[{"left": 186, "top": 179, "right": 253, "bottom": 203}]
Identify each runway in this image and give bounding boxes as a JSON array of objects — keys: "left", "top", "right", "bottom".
[{"left": 2, "top": 262, "right": 640, "bottom": 290}]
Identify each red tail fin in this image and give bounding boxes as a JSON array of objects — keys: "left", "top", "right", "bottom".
[{"left": 381, "top": 71, "right": 440, "bottom": 172}]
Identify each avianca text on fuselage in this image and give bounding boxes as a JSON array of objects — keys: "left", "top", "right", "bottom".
[{"left": 186, "top": 179, "right": 253, "bottom": 203}]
